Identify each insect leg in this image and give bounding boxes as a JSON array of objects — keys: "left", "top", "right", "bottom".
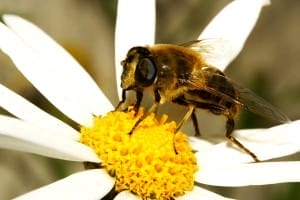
[
  {"left": 190, "top": 100, "right": 260, "bottom": 162},
  {"left": 191, "top": 111, "right": 201, "bottom": 136},
  {"left": 172, "top": 97, "right": 206, "bottom": 135},
  {"left": 172, "top": 96, "right": 223, "bottom": 134},
  {"left": 171, "top": 106, "right": 194, "bottom": 154},
  {"left": 176, "top": 106, "right": 195, "bottom": 133},
  {"left": 115, "top": 90, "right": 126, "bottom": 111},
  {"left": 129, "top": 89, "right": 161, "bottom": 135},
  {"left": 134, "top": 89, "right": 143, "bottom": 113},
  {"left": 151, "top": 88, "right": 161, "bottom": 114},
  {"left": 225, "top": 116, "right": 260, "bottom": 162}
]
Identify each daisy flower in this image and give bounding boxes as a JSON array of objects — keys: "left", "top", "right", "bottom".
[{"left": 0, "top": 0, "right": 299, "bottom": 199}]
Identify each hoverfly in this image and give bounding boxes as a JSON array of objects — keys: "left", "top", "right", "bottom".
[{"left": 116, "top": 39, "right": 290, "bottom": 162}]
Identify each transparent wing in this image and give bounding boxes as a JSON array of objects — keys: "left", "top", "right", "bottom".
[
  {"left": 180, "top": 38, "right": 235, "bottom": 71},
  {"left": 184, "top": 70, "right": 290, "bottom": 124},
  {"left": 232, "top": 83, "right": 290, "bottom": 123}
]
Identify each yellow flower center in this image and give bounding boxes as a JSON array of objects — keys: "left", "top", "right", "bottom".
[{"left": 80, "top": 108, "right": 198, "bottom": 199}]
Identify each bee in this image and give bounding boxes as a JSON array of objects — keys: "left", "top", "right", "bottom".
[{"left": 116, "top": 39, "right": 290, "bottom": 162}]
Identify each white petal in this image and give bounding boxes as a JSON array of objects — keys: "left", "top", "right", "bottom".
[
  {"left": 0, "top": 83, "right": 79, "bottom": 140},
  {"left": 188, "top": 136, "right": 215, "bottom": 152},
  {"left": 115, "top": 0, "right": 156, "bottom": 99},
  {"left": 14, "top": 169, "right": 114, "bottom": 200},
  {"left": 198, "top": 0, "right": 270, "bottom": 70},
  {"left": 0, "top": 115, "right": 99, "bottom": 162},
  {"left": 0, "top": 15, "right": 113, "bottom": 126},
  {"left": 234, "top": 120, "right": 300, "bottom": 161},
  {"left": 177, "top": 186, "right": 235, "bottom": 200},
  {"left": 191, "top": 136, "right": 255, "bottom": 164},
  {"left": 196, "top": 161, "right": 300, "bottom": 187},
  {"left": 0, "top": 21, "right": 89, "bottom": 126},
  {"left": 114, "top": 187, "right": 234, "bottom": 200},
  {"left": 195, "top": 141, "right": 256, "bottom": 164},
  {"left": 115, "top": 191, "right": 141, "bottom": 200},
  {"left": 4, "top": 14, "right": 114, "bottom": 116},
  {"left": 194, "top": 120, "right": 300, "bottom": 164}
]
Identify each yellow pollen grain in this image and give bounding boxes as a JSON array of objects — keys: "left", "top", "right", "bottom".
[{"left": 80, "top": 108, "right": 198, "bottom": 200}]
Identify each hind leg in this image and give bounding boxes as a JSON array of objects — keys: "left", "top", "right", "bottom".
[
  {"left": 191, "top": 111, "right": 201, "bottom": 136},
  {"left": 225, "top": 116, "right": 260, "bottom": 162}
]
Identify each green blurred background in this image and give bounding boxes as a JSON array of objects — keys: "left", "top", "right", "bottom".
[{"left": 0, "top": 0, "right": 299, "bottom": 199}]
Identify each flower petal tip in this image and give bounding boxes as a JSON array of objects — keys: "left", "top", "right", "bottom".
[
  {"left": 263, "top": 0, "right": 271, "bottom": 6},
  {"left": 2, "top": 14, "right": 24, "bottom": 27}
]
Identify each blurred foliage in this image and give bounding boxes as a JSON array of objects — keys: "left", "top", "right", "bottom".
[
  {"left": 237, "top": 72, "right": 277, "bottom": 129},
  {"left": 274, "top": 183, "right": 300, "bottom": 200}
]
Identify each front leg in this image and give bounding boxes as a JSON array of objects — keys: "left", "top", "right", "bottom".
[
  {"left": 134, "top": 89, "right": 143, "bottom": 113},
  {"left": 115, "top": 90, "right": 126, "bottom": 111},
  {"left": 129, "top": 89, "right": 161, "bottom": 135},
  {"left": 147, "top": 89, "right": 161, "bottom": 113},
  {"left": 115, "top": 89, "right": 144, "bottom": 113}
]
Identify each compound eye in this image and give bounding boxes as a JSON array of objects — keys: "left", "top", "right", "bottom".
[{"left": 135, "top": 58, "right": 156, "bottom": 86}]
